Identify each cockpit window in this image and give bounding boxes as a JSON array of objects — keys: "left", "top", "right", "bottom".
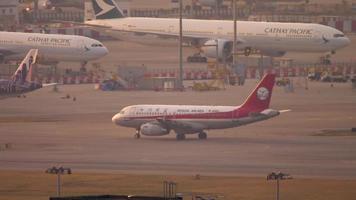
[
  {"left": 91, "top": 43, "right": 103, "bottom": 47},
  {"left": 334, "top": 34, "right": 345, "bottom": 38}
]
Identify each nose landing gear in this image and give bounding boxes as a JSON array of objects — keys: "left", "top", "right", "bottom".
[{"left": 134, "top": 129, "right": 141, "bottom": 139}]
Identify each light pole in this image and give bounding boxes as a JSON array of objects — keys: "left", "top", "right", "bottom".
[
  {"left": 233, "top": 0, "right": 237, "bottom": 68},
  {"left": 215, "top": 39, "right": 219, "bottom": 69},
  {"left": 178, "top": 0, "right": 184, "bottom": 90},
  {"left": 267, "top": 172, "right": 292, "bottom": 200},
  {"left": 46, "top": 166, "right": 72, "bottom": 197}
]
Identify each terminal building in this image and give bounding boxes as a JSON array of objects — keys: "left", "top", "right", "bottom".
[{"left": 0, "top": 0, "right": 20, "bottom": 29}]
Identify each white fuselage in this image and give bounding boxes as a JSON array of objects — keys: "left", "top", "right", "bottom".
[
  {"left": 0, "top": 32, "right": 108, "bottom": 62},
  {"left": 112, "top": 104, "right": 278, "bottom": 131},
  {"left": 112, "top": 73, "right": 278, "bottom": 139},
  {"left": 114, "top": 104, "right": 236, "bottom": 129},
  {"left": 87, "top": 18, "right": 350, "bottom": 52}
]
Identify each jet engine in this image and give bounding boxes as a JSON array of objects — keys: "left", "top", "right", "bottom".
[
  {"left": 201, "top": 39, "right": 233, "bottom": 60},
  {"left": 140, "top": 123, "right": 170, "bottom": 136}
]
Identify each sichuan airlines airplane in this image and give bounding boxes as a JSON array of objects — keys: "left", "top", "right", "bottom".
[
  {"left": 112, "top": 74, "right": 287, "bottom": 140},
  {"left": 0, "top": 31, "right": 108, "bottom": 63},
  {"left": 84, "top": 0, "right": 349, "bottom": 58},
  {"left": 0, "top": 49, "right": 54, "bottom": 99}
]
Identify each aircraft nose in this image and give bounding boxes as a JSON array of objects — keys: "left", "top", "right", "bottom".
[
  {"left": 112, "top": 114, "right": 120, "bottom": 124},
  {"left": 344, "top": 36, "right": 351, "bottom": 46},
  {"left": 100, "top": 46, "right": 109, "bottom": 56}
]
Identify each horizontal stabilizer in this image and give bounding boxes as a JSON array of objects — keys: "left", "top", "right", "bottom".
[{"left": 43, "top": 83, "right": 59, "bottom": 87}]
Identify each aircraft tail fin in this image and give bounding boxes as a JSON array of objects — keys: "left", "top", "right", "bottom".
[
  {"left": 11, "top": 49, "right": 38, "bottom": 84},
  {"left": 86, "top": 0, "right": 125, "bottom": 21},
  {"left": 239, "top": 74, "right": 276, "bottom": 112}
]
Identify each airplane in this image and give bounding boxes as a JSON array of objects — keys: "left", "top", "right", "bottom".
[
  {"left": 112, "top": 74, "right": 288, "bottom": 140},
  {"left": 0, "top": 49, "right": 55, "bottom": 99},
  {"left": 0, "top": 31, "right": 108, "bottom": 64},
  {"left": 83, "top": 0, "right": 350, "bottom": 59}
]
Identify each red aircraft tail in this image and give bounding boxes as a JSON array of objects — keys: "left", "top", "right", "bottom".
[{"left": 239, "top": 74, "right": 276, "bottom": 113}]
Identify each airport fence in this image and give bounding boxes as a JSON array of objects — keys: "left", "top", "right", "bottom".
[
  {"left": 144, "top": 65, "right": 356, "bottom": 80},
  {"left": 32, "top": 64, "right": 356, "bottom": 86}
]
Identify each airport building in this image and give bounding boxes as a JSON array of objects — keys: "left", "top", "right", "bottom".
[{"left": 0, "top": 0, "right": 20, "bottom": 29}]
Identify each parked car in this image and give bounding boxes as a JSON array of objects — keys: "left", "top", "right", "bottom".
[
  {"left": 321, "top": 75, "right": 348, "bottom": 83},
  {"left": 187, "top": 53, "right": 207, "bottom": 63},
  {"left": 276, "top": 78, "right": 290, "bottom": 86}
]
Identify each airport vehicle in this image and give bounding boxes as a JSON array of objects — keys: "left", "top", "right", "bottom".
[
  {"left": 187, "top": 53, "right": 208, "bottom": 63},
  {"left": 97, "top": 79, "right": 126, "bottom": 91},
  {"left": 112, "top": 74, "right": 287, "bottom": 140},
  {"left": 276, "top": 78, "right": 291, "bottom": 87},
  {"left": 321, "top": 75, "right": 348, "bottom": 83},
  {"left": 84, "top": 0, "right": 350, "bottom": 59},
  {"left": 0, "top": 31, "right": 108, "bottom": 64},
  {"left": 0, "top": 49, "right": 54, "bottom": 99}
]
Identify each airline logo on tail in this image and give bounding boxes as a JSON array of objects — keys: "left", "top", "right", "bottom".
[
  {"left": 92, "top": 0, "right": 124, "bottom": 19},
  {"left": 257, "top": 87, "right": 269, "bottom": 101}
]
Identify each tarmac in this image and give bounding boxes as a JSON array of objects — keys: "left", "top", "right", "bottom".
[
  {"left": 1, "top": 33, "right": 356, "bottom": 180},
  {"left": 0, "top": 78, "right": 355, "bottom": 179}
]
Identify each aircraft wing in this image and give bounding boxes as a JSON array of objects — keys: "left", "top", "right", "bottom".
[
  {"left": 53, "top": 20, "right": 238, "bottom": 42},
  {"left": 42, "top": 83, "right": 59, "bottom": 87},
  {"left": 94, "top": 24, "right": 208, "bottom": 41},
  {"left": 53, "top": 20, "right": 112, "bottom": 29},
  {"left": 156, "top": 118, "right": 205, "bottom": 134}
]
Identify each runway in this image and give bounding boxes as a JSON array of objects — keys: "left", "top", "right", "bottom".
[{"left": 1, "top": 80, "right": 355, "bottom": 179}]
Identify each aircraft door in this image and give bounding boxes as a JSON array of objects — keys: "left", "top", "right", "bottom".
[
  {"left": 80, "top": 39, "right": 89, "bottom": 55},
  {"left": 314, "top": 30, "right": 330, "bottom": 45}
]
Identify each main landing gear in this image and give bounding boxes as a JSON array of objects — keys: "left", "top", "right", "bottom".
[
  {"left": 198, "top": 131, "right": 207, "bottom": 140},
  {"left": 134, "top": 129, "right": 141, "bottom": 139},
  {"left": 176, "top": 133, "right": 186, "bottom": 141},
  {"left": 175, "top": 132, "right": 208, "bottom": 140}
]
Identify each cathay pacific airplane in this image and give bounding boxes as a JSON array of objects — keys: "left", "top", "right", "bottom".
[
  {"left": 112, "top": 74, "right": 289, "bottom": 140},
  {"left": 0, "top": 49, "right": 56, "bottom": 99},
  {"left": 84, "top": 0, "right": 349, "bottom": 59},
  {"left": 0, "top": 31, "right": 108, "bottom": 64}
]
